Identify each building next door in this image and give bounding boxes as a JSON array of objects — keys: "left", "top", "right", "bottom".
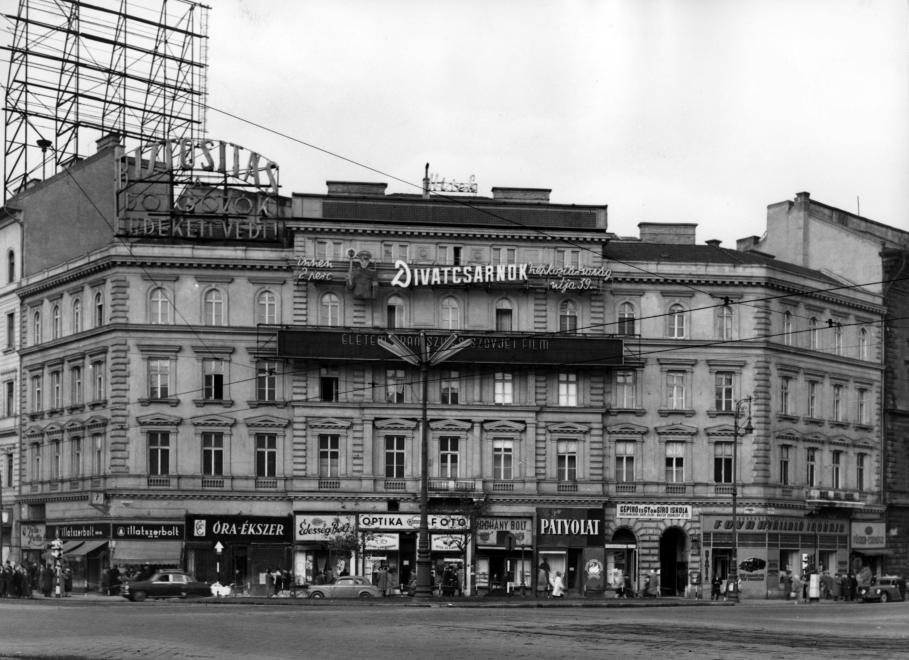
[{"left": 659, "top": 527, "right": 688, "bottom": 596}]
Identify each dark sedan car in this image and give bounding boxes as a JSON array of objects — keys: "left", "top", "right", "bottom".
[
  {"left": 121, "top": 570, "right": 212, "bottom": 602},
  {"left": 859, "top": 576, "right": 905, "bottom": 603}
]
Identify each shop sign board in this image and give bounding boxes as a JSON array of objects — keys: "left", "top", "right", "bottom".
[
  {"left": 294, "top": 514, "right": 356, "bottom": 541},
  {"left": 617, "top": 503, "right": 692, "bottom": 520},
  {"left": 850, "top": 522, "right": 885, "bottom": 549},
  {"left": 536, "top": 508, "right": 604, "bottom": 547},
  {"left": 476, "top": 517, "right": 533, "bottom": 547},
  {"left": 431, "top": 534, "right": 468, "bottom": 552},
  {"left": 186, "top": 515, "right": 292, "bottom": 542},
  {"left": 703, "top": 515, "right": 847, "bottom": 534},
  {"left": 112, "top": 522, "right": 184, "bottom": 540},
  {"left": 357, "top": 513, "right": 468, "bottom": 532},
  {"left": 45, "top": 522, "right": 111, "bottom": 540},
  {"left": 364, "top": 533, "right": 399, "bottom": 551},
  {"left": 20, "top": 522, "right": 46, "bottom": 549}
]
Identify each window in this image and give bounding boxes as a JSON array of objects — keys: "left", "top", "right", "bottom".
[
  {"left": 148, "top": 358, "right": 170, "bottom": 399},
  {"left": 495, "top": 299, "right": 513, "bottom": 332},
  {"left": 385, "top": 435, "right": 405, "bottom": 479},
  {"left": 494, "top": 372, "right": 513, "bottom": 405},
  {"left": 556, "top": 440, "right": 577, "bottom": 481},
  {"left": 255, "top": 434, "right": 277, "bottom": 478},
  {"left": 559, "top": 300, "right": 578, "bottom": 334},
  {"left": 4, "top": 451, "right": 11, "bottom": 487},
  {"left": 92, "top": 434, "right": 104, "bottom": 474},
  {"left": 714, "top": 372, "right": 734, "bottom": 412},
  {"left": 386, "top": 296, "right": 404, "bottom": 329},
  {"left": 806, "top": 447, "right": 817, "bottom": 487},
  {"left": 256, "top": 361, "right": 277, "bottom": 402},
  {"left": 555, "top": 249, "right": 580, "bottom": 268},
  {"left": 440, "top": 370, "right": 459, "bottom": 405},
  {"left": 94, "top": 292, "right": 104, "bottom": 327},
  {"left": 31, "top": 442, "right": 40, "bottom": 481},
  {"left": 320, "top": 369, "right": 339, "bottom": 402},
  {"left": 780, "top": 376, "right": 792, "bottom": 415},
  {"left": 492, "top": 439, "right": 513, "bottom": 480},
  {"left": 491, "top": 247, "right": 516, "bottom": 265},
  {"left": 31, "top": 374, "right": 42, "bottom": 412},
  {"left": 50, "top": 370, "right": 62, "bottom": 409},
  {"left": 857, "top": 388, "right": 868, "bottom": 425},
  {"left": 202, "top": 359, "right": 225, "bottom": 400},
  {"left": 558, "top": 372, "right": 578, "bottom": 406},
  {"left": 857, "top": 454, "right": 866, "bottom": 491},
  {"left": 808, "top": 317, "right": 819, "bottom": 349},
  {"left": 440, "top": 245, "right": 464, "bottom": 265},
  {"left": 314, "top": 240, "right": 343, "bottom": 260},
  {"left": 714, "top": 442, "right": 733, "bottom": 483},
  {"left": 203, "top": 289, "right": 225, "bottom": 326},
  {"left": 150, "top": 288, "right": 170, "bottom": 324},
  {"left": 782, "top": 311, "right": 793, "bottom": 345},
  {"left": 832, "top": 384, "right": 844, "bottom": 422},
  {"left": 831, "top": 451, "right": 842, "bottom": 489},
  {"left": 318, "top": 434, "right": 340, "bottom": 477},
  {"left": 91, "top": 360, "right": 106, "bottom": 401},
  {"left": 666, "top": 371, "right": 687, "bottom": 410},
  {"left": 667, "top": 304, "right": 686, "bottom": 338},
  {"left": 148, "top": 431, "right": 170, "bottom": 475},
  {"left": 202, "top": 432, "right": 224, "bottom": 476},
  {"left": 439, "top": 436, "right": 459, "bottom": 479},
  {"left": 319, "top": 293, "right": 341, "bottom": 326},
  {"left": 716, "top": 306, "right": 733, "bottom": 341},
  {"left": 779, "top": 446, "right": 791, "bottom": 486},
  {"left": 615, "top": 441, "right": 635, "bottom": 483},
  {"left": 72, "top": 299, "right": 81, "bottom": 334},
  {"left": 4, "top": 380, "right": 14, "bottom": 417},
  {"left": 859, "top": 328, "right": 868, "bottom": 360},
  {"left": 71, "top": 436, "right": 82, "bottom": 478},
  {"left": 32, "top": 310, "right": 41, "bottom": 345},
  {"left": 52, "top": 304, "right": 61, "bottom": 339},
  {"left": 50, "top": 439, "right": 61, "bottom": 480},
  {"left": 615, "top": 370, "right": 637, "bottom": 409},
  {"left": 382, "top": 243, "right": 408, "bottom": 262},
  {"left": 7, "top": 250, "right": 14, "bottom": 283},
  {"left": 807, "top": 381, "right": 819, "bottom": 418},
  {"left": 440, "top": 297, "right": 460, "bottom": 330},
  {"left": 833, "top": 323, "right": 843, "bottom": 356},
  {"left": 6, "top": 312, "right": 14, "bottom": 349},
  {"left": 256, "top": 290, "right": 277, "bottom": 325},
  {"left": 617, "top": 302, "right": 635, "bottom": 335},
  {"left": 665, "top": 442, "right": 685, "bottom": 483},
  {"left": 386, "top": 369, "right": 405, "bottom": 403},
  {"left": 71, "top": 366, "right": 83, "bottom": 406}
]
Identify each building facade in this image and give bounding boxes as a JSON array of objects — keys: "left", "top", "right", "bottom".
[{"left": 3, "top": 137, "right": 889, "bottom": 597}]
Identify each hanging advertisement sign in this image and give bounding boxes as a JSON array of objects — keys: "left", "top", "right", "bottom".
[
  {"left": 431, "top": 534, "right": 468, "bottom": 552},
  {"left": 20, "top": 522, "right": 46, "bottom": 550},
  {"left": 476, "top": 517, "right": 533, "bottom": 547},
  {"left": 617, "top": 503, "right": 692, "bottom": 520},
  {"left": 850, "top": 522, "right": 885, "bottom": 549},
  {"left": 364, "top": 533, "right": 400, "bottom": 551}
]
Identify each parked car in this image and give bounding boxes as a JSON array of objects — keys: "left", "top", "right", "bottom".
[
  {"left": 121, "top": 570, "right": 212, "bottom": 602},
  {"left": 304, "top": 576, "right": 383, "bottom": 599},
  {"left": 859, "top": 576, "right": 905, "bottom": 603}
]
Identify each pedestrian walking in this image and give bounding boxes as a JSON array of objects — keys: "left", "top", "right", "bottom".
[
  {"left": 537, "top": 560, "right": 550, "bottom": 598},
  {"left": 550, "top": 571, "right": 565, "bottom": 598}
]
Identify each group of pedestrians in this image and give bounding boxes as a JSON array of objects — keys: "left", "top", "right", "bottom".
[
  {"left": 0, "top": 560, "right": 72, "bottom": 598},
  {"left": 535, "top": 560, "right": 565, "bottom": 598},
  {"left": 781, "top": 571, "right": 862, "bottom": 602}
]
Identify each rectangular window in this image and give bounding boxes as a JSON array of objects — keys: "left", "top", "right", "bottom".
[
  {"left": 856, "top": 454, "right": 866, "bottom": 491},
  {"left": 806, "top": 447, "right": 817, "bottom": 487},
  {"left": 5, "top": 312, "right": 13, "bottom": 349},
  {"left": 495, "top": 307, "right": 513, "bottom": 332},
  {"left": 831, "top": 451, "right": 842, "bottom": 489},
  {"left": 256, "top": 361, "right": 277, "bottom": 402},
  {"left": 440, "top": 371, "right": 459, "bottom": 405},
  {"left": 665, "top": 442, "right": 685, "bottom": 483},
  {"left": 92, "top": 434, "right": 103, "bottom": 474},
  {"left": 615, "top": 441, "right": 635, "bottom": 483},
  {"left": 385, "top": 435, "right": 405, "bottom": 479},
  {"left": 494, "top": 372, "right": 513, "bottom": 405},
  {"left": 439, "top": 436, "right": 459, "bottom": 479},
  {"left": 148, "top": 431, "right": 170, "bottom": 476},
  {"left": 857, "top": 388, "right": 868, "bottom": 425},
  {"left": 556, "top": 440, "right": 577, "bottom": 481},
  {"left": 439, "top": 245, "right": 463, "bottom": 265},
  {"left": 615, "top": 371, "right": 637, "bottom": 409},
  {"left": 555, "top": 249, "right": 580, "bottom": 268},
  {"left": 71, "top": 436, "right": 82, "bottom": 478},
  {"left": 255, "top": 434, "right": 277, "bottom": 478},
  {"left": 386, "top": 369, "right": 405, "bottom": 404},
  {"left": 832, "top": 384, "right": 843, "bottom": 421},
  {"left": 202, "top": 359, "right": 224, "bottom": 400},
  {"left": 91, "top": 360, "right": 105, "bottom": 401},
  {"left": 318, "top": 434, "right": 340, "bottom": 477},
  {"left": 714, "top": 372, "right": 734, "bottom": 412},
  {"left": 558, "top": 372, "right": 578, "bottom": 406},
  {"left": 713, "top": 442, "right": 733, "bottom": 483},
  {"left": 202, "top": 432, "right": 224, "bottom": 476},
  {"left": 4, "top": 380, "right": 12, "bottom": 417},
  {"left": 31, "top": 442, "right": 40, "bottom": 480},
  {"left": 779, "top": 446, "right": 791, "bottom": 485},
  {"left": 50, "top": 439, "right": 61, "bottom": 480},
  {"left": 491, "top": 247, "right": 516, "bottom": 265},
  {"left": 386, "top": 301, "right": 403, "bottom": 329},
  {"left": 50, "top": 371, "right": 62, "bottom": 409},
  {"left": 71, "top": 366, "right": 82, "bottom": 406},
  {"left": 314, "top": 240, "right": 343, "bottom": 260},
  {"left": 780, "top": 376, "right": 792, "bottom": 415},
  {"left": 666, "top": 371, "right": 686, "bottom": 410},
  {"left": 492, "top": 439, "right": 513, "bottom": 481},
  {"left": 31, "top": 374, "right": 41, "bottom": 412},
  {"left": 4, "top": 452, "right": 12, "bottom": 487},
  {"left": 148, "top": 359, "right": 170, "bottom": 399},
  {"left": 383, "top": 243, "right": 408, "bottom": 262},
  {"left": 320, "top": 372, "right": 339, "bottom": 402},
  {"left": 807, "top": 381, "right": 819, "bottom": 418}
]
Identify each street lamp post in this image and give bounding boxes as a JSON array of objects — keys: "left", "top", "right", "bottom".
[
  {"left": 728, "top": 396, "right": 753, "bottom": 603},
  {"left": 378, "top": 331, "right": 473, "bottom": 599}
]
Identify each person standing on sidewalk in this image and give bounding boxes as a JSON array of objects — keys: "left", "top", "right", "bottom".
[
  {"left": 536, "top": 561, "right": 550, "bottom": 598},
  {"left": 550, "top": 571, "right": 565, "bottom": 598}
]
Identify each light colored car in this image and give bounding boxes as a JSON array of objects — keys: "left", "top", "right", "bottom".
[
  {"left": 121, "top": 570, "right": 212, "bottom": 602},
  {"left": 305, "top": 576, "right": 383, "bottom": 599},
  {"left": 859, "top": 576, "right": 905, "bottom": 603}
]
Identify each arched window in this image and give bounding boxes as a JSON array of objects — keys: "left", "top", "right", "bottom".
[
  {"left": 319, "top": 293, "right": 341, "bottom": 326},
  {"left": 715, "top": 306, "right": 733, "bottom": 341},
  {"left": 7, "top": 250, "right": 15, "bottom": 283},
  {"left": 386, "top": 295, "right": 404, "bottom": 329},
  {"left": 782, "top": 311, "right": 793, "bottom": 345},
  {"left": 666, "top": 303, "right": 686, "bottom": 338},
  {"left": 94, "top": 292, "right": 104, "bottom": 327},
  {"left": 255, "top": 290, "right": 277, "bottom": 325},
  {"left": 203, "top": 289, "right": 225, "bottom": 326},
  {"left": 72, "top": 299, "right": 82, "bottom": 334},
  {"left": 32, "top": 310, "right": 41, "bottom": 345},
  {"left": 559, "top": 300, "right": 577, "bottom": 333},
  {"left": 441, "top": 296, "right": 460, "bottom": 330},
  {"left": 52, "top": 304, "right": 61, "bottom": 339},
  {"left": 150, "top": 288, "right": 170, "bottom": 325},
  {"left": 495, "top": 299, "right": 513, "bottom": 332},
  {"left": 617, "top": 302, "right": 636, "bottom": 335}
]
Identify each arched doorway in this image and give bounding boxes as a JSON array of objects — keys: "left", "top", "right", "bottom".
[
  {"left": 659, "top": 527, "right": 688, "bottom": 596},
  {"left": 606, "top": 528, "right": 637, "bottom": 595}
]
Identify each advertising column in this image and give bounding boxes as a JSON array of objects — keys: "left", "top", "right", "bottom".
[{"left": 535, "top": 508, "right": 604, "bottom": 596}]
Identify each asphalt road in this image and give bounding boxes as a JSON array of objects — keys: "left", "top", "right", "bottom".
[{"left": 0, "top": 597, "right": 907, "bottom": 660}]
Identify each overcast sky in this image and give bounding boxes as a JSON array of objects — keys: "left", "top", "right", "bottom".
[{"left": 206, "top": 0, "right": 906, "bottom": 247}]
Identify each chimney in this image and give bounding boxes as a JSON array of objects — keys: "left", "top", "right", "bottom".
[
  {"left": 638, "top": 222, "right": 697, "bottom": 245},
  {"left": 736, "top": 236, "right": 761, "bottom": 251},
  {"left": 491, "top": 187, "right": 551, "bottom": 203},
  {"left": 325, "top": 181, "right": 388, "bottom": 197},
  {"left": 705, "top": 239, "right": 722, "bottom": 248},
  {"left": 96, "top": 133, "right": 121, "bottom": 153}
]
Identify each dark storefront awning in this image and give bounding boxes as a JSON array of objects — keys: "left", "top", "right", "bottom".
[
  {"left": 67, "top": 539, "right": 108, "bottom": 556},
  {"left": 61, "top": 540, "right": 85, "bottom": 554},
  {"left": 112, "top": 540, "right": 182, "bottom": 566}
]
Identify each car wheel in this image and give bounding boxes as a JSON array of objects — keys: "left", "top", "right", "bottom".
[
  {"left": 309, "top": 591, "right": 325, "bottom": 599},
  {"left": 358, "top": 592, "right": 374, "bottom": 599},
  {"left": 880, "top": 592, "right": 889, "bottom": 603},
  {"left": 132, "top": 591, "right": 147, "bottom": 602}
]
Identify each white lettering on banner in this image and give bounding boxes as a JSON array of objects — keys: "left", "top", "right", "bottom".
[
  {"left": 295, "top": 515, "right": 355, "bottom": 541},
  {"left": 391, "top": 261, "right": 529, "bottom": 289},
  {"left": 209, "top": 520, "right": 285, "bottom": 536},
  {"left": 114, "top": 524, "right": 182, "bottom": 539},
  {"left": 539, "top": 518, "right": 600, "bottom": 536},
  {"left": 617, "top": 504, "right": 693, "bottom": 520}
]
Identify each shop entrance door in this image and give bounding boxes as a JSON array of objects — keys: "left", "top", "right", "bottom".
[
  {"left": 232, "top": 546, "right": 248, "bottom": 587},
  {"left": 659, "top": 527, "right": 688, "bottom": 596}
]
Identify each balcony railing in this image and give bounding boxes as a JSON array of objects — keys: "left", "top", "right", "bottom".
[
  {"left": 383, "top": 479, "right": 407, "bottom": 491},
  {"left": 428, "top": 479, "right": 479, "bottom": 493},
  {"left": 202, "top": 478, "right": 224, "bottom": 489},
  {"left": 319, "top": 479, "right": 340, "bottom": 490},
  {"left": 147, "top": 476, "right": 171, "bottom": 488}
]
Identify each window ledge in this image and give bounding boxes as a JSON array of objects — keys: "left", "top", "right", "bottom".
[
  {"left": 66, "top": 404, "right": 86, "bottom": 413},
  {"left": 192, "top": 399, "right": 235, "bottom": 408},
  {"left": 776, "top": 414, "right": 800, "bottom": 423},
  {"left": 804, "top": 417, "right": 825, "bottom": 426},
  {"left": 246, "top": 400, "right": 287, "bottom": 408},
  {"left": 657, "top": 408, "right": 696, "bottom": 417},
  {"left": 830, "top": 420, "right": 850, "bottom": 429},
  {"left": 138, "top": 397, "right": 180, "bottom": 407},
  {"left": 853, "top": 423, "right": 873, "bottom": 431},
  {"left": 607, "top": 408, "right": 647, "bottom": 417},
  {"left": 706, "top": 410, "right": 736, "bottom": 418}
]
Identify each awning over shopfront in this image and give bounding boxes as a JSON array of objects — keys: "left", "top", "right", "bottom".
[
  {"left": 61, "top": 540, "right": 85, "bottom": 554},
  {"left": 111, "top": 540, "right": 182, "bottom": 566},
  {"left": 67, "top": 539, "right": 108, "bottom": 556}
]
